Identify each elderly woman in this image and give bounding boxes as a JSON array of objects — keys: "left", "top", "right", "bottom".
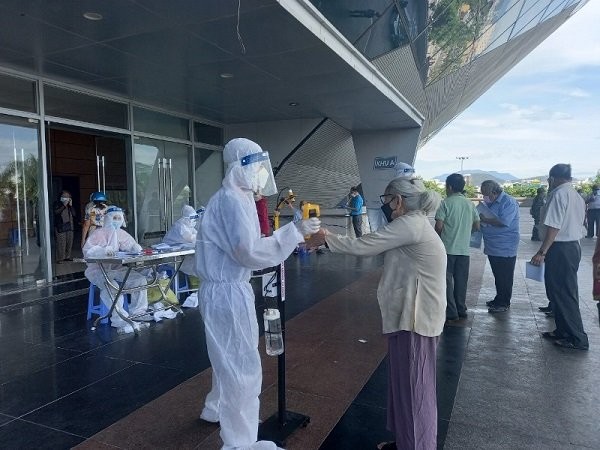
[{"left": 309, "top": 177, "right": 446, "bottom": 450}]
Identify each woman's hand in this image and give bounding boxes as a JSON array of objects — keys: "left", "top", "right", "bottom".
[{"left": 305, "top": 228, "right": 328, "bottom": 249}]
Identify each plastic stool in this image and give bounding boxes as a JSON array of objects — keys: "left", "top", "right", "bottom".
[
  {"left": 174, "top": 273, "right": 190, "bottom": 296},
  {"left": 87, "top": 283, "right": 129, "bottom": 324}
]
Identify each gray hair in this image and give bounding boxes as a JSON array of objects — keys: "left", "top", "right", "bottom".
[
  {"left": 385, "top": 177, "right": 441, "bottom": 214},
  {"left": 480, "top": 180, "right": 503, "bottom": 195}
]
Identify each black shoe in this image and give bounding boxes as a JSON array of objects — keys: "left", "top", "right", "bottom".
[
  {"left": 485, "top": 300, "right": 496, "bottom": 307},
  {"left": 64, "top": 257, "right": 73, "bottom": 261},
  {"left": 541, "top": 331, "right": 562, "bottom": 340},
  {"left": 545, "top": 311, "right": 555, "bottom": 318},
  {"left": 538, "top": 305, "right": 552, "bottom": 313},
  {"left": 554, "top": 339, "right": 588, "bottom": 350},
  {"left": 488, "top": 304, "right": 509, "bottom": 313}
]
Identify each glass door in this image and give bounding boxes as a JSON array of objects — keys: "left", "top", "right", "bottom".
[
  {"left": 0, "top": 115, "right": 47, "bottom": 292},
  {"left": 134, "top": 137, "right": 192, "bottom": 246}
]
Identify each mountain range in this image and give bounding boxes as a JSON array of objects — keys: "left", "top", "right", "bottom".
[{"left": 433, "top": 170, "right": 519, "bottom": 186}]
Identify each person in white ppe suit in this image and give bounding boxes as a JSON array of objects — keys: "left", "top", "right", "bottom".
[
  {"left": 163, "top": 204, "right": 199, "bottom": 274},
  {"left": 163, "top": 205, "right": 202, "bottom": 308},
  {"left": 196, "top": 138, "right": 320, "bottom": 450},
  {"left": 83, "top": 206, "right": 151, "bottom": 334}
]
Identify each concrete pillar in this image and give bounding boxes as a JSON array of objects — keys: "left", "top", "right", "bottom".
[{"left": 352, "top": 128, "right": 421, "bottom": 231}]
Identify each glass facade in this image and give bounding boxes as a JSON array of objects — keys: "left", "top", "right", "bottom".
[
  {"left": 133, "top": 107, "right": 190, "bottom": 141},
  {"left": 0, "top": 71, "right": 224, "bottom": 291},
  {"left": 193, "top": 121, "right": 223, "bottom": 146},
  {"left": 310, "top": 0, "right": 585, "bottom": 85},
  {"left": 44, "top": 85, "right": 128, "bottom": 129},
  {"left": 134, "top": 137, "right": 193, "bottom": 246},
  {"left": 0, "top": 115, "right": 47, "bottom": 292},
  {"left": 0, "top": 73, "right": 37, "bottom": 113},
  {"left": 194, "top": 146, "right": 224, "bottom": 208}
]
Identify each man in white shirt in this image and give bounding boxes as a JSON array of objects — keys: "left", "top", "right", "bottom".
[{"left": 531, "top": 164, "right": 588, "bottom": 350}]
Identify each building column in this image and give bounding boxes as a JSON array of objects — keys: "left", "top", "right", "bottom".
[{"left": 352, "top": 128, "right": 421, "bottom": 231}]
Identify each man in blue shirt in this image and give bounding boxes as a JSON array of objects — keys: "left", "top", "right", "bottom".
[
  {"left": 346, "top": 186, "right": 364, "bottom": 237},
  {"left": 479, "top": 180, "right": 520, "bottom": 313}
]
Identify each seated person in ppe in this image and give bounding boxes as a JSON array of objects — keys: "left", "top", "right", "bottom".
[
  {"left": 196, "top": 138, "right": 320, "bottom": 450},
  {"left": 162, "top": 204, "right": 202, "bottom": 308},
  {"left": 83, "top": 206, "right": 151, "bottom": 334}
]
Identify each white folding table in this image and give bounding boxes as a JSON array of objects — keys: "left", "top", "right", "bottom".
[{"left": 78, "top": 248, "right": 195, "bottom": 333}]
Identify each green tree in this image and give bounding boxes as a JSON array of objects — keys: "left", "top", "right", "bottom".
[
  {"left": 422, "top": 179, "right": 445, "bottom": 196},
  {"left": 504, "top": 184, "right": 538, "bottom": 198}
]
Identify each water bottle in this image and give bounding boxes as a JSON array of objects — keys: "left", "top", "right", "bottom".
[
  {"left": 263, "top": 308, "right": 284, "bottom": 356},
  {"left": 158, "top": 271, "right": 170, "bottom": 294}
]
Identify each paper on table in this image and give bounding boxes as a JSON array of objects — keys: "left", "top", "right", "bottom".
[{"left": 526, "top": 262, "right": 545, "bottom": 282}]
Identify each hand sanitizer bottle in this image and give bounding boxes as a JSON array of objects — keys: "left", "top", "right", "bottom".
[{"left": 263, "top": 308, "right": 284, "bottom": 356}]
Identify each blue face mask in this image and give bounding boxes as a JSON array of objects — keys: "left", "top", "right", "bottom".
[{"left": 109, "top": 219, "right": 124, "bottom": 230}]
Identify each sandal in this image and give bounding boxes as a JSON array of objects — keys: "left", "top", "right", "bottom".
[{"left": 377, "top": 442, "right": 396, "bottom": 450}]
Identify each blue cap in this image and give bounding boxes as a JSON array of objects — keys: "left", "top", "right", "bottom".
[{"left": 91, "top": 191, "right": 108, "bottom": 202}]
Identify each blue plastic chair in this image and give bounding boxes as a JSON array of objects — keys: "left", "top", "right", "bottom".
[{"left": 86, "top": 283, "right": 129, "bottom": 324}]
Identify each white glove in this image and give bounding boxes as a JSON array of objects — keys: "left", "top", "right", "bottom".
[
  {"left": 295, "top": 217, "right": 321, "bottom": 235},
  {"left": 105, "top": 248, "right": 116, "bottom": 257}
]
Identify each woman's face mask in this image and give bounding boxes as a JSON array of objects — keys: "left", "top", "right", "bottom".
[
  {"left": 108, "top": 214, "right": 124, "bottom": 230},
  {"left": 60, "top": 197, "right": 69, "bottom": 204}
]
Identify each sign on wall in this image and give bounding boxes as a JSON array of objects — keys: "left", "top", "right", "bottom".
[{"left": 373, "top": 156, "right": 397, "bottom": 170}]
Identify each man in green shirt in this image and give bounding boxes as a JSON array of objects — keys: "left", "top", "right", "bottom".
[{"left": 435, "top": 174, "right": 480, "bottom": 321}]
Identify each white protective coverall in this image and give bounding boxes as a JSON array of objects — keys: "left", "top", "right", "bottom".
[
  {"left": 163, "top": 204, "right": 198, "bottom": 275},
  {"left": 83, "top": 207, "right": 150, "bottom": 333},
  {"left": 196, "top": 138, "right": 319, "bottom": 450}
]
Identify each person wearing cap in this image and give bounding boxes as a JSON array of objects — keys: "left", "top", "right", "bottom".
[
  {"left": 196, "top": 138, "right": 320, "bottom": 450},
  {"left": 81, "top": 191, "right": 110, "bottom": 247},
  {"left": 394, "top": 162, "right": 416, "bottom": 179},
  {"left": 83, "top": 206, "right": 151, "bottom": 334}
]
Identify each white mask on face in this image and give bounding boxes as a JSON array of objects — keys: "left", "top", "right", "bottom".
[
  {"left": 60, "top": 197, "right": 69, "bottom": 203},
  {"left": 255, "top": 166, "right": 269, "bottom": 191}
]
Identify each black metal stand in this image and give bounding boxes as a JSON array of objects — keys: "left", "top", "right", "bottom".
[{"left": 257, "top": 263, "right": 310, "bottom": 447}]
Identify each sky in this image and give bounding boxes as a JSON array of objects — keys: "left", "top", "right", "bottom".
[{"left": 416, "top": 0, "right": 600, "bottom": 181}]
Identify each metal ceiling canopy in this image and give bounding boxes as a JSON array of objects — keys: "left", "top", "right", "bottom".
[{"left": 0, "top": 0, "right": 421, "bottom": 131}]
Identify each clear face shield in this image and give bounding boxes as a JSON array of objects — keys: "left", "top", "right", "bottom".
[
  {"left": 106, "top": 208, "right": 125, "bottom": 230},
  {"left": 186, "top": 213, "right": 199, "bottom": 228},
  {"left": 240, "top": 151, "right": 277, "bottom": 197}
]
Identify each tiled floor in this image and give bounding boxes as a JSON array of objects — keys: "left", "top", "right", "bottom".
[{"left": 0, "top": 209, "right": 598, "bottom": 449}]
